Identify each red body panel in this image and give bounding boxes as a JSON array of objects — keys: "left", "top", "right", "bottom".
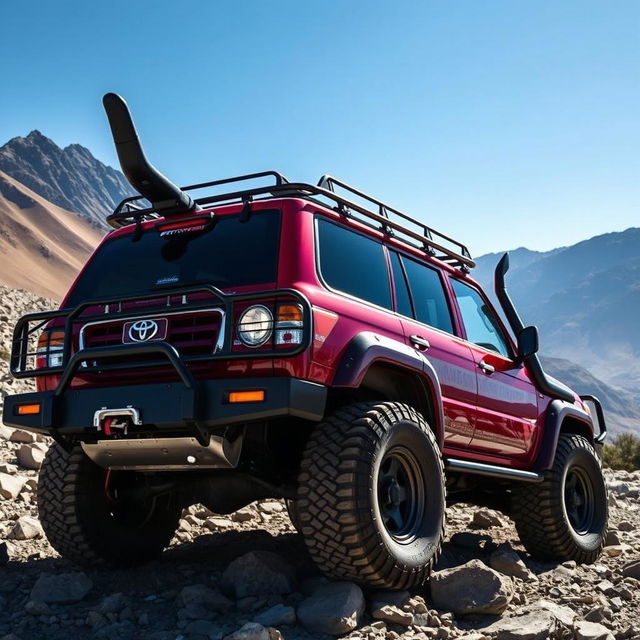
[{"left": 37, "top": 195, "right": 583, "bottom": 470}]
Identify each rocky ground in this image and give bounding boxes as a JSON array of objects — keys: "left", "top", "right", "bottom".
[{"left": 1, "top": 288, "right": 639, "bottom": 640}]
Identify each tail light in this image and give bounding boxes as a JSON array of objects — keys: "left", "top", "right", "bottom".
[
  {"left": 36, "top": 329, "right": 65, "bottom": 369},
  {"left": 275, "top": 303, "right": 304, "bottom": 346}
]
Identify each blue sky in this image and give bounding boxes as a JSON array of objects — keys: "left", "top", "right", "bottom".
[{"left": 1, "top": 1, "right": 638, "bottom": 256}]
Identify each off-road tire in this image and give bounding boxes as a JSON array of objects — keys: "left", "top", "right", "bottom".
[
  {"left": 38, "top": 443, "right": 181, "bottom": 567},
  {"left": 297, "top": 401, "right": 445, "bottom": 590},
  {"left": 285, "top": 499, "right": 301, "bottom": 532},
  {"left": 512, "top": 433, "right": 608, "bottom": 563}
]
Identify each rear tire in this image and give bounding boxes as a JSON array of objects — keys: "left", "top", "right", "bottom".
[
  {"left": 297, "top": 401, "right": 445, "bottom": 590},
  {"left": 512, "top": 433, "right": 608, "bottom": 563},
  {"left": 38, "top": 443, "right": 181, "bottom": 567}
]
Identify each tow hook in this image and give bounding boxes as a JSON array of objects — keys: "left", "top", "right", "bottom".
[{"left": 93, "top": 406, "right": 142, "bottom": 436}]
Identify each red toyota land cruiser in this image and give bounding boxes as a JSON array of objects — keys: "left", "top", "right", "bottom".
[{"left": 3, "top": 94, "right": 608, "bottom": 590}]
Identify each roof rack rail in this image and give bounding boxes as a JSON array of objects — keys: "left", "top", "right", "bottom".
[{"left": 108, "top": 171, "right": 474, "bottom": 270}]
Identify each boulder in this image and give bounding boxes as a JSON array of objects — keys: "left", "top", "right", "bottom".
[
  {"left": 9, "top": 429, "right": 36, "bottom": 444},
  {"left": 254, "top": 604, "right": 296, "bottom": 626},
  {"left": 224, "top": 623, "right": 270, "bottom": 640},
  {"left": 0, "top": 473, "right": 26, "bottom": 499},
  {"left": 16, "top": 444, "right": 45, "bottom": 470},
  {"left": 180, "top": 584, "right": 233, "bottom": 613},
  {"left": 0, "top": 424, "right": 14, "bottom": 440},
  {"left": 30, "top": 572, "right": 93, "bottom": 603},
  {"left": 483, "top": 610, "right": 555, "bottom": 640},
  {"left": 371, "top": 604, "right": 414, "bottom": 626},
  {"left": 8, "top": 515, "right": 42, "bottom": 540},
  {"left": 223, "top": 551, "right": 296, "bottom": 598},
  {"left": 472, "top": 508, "right": 505, "bottom": 528},
  {"left": 297, "top": 581, "right": 365, "bottom": 636},
  {"left": 430, "top": 559, "right": 513, "bottom": 615},
  {"left": 574, "top": 620, "right": 615, "bottom": 640},
  {"left": 489, "top": 549, "right": 537, "bottom": 582}
]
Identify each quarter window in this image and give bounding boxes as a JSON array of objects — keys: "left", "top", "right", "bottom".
[
  {"left": 400, "top": 256, "right": 453, "bottom": 333},
  {"left": 316, "top": 218, "right": 392, "bottom": 309},
  {"left": 451, "top": 279, "right": 511, "bottom": 357}
]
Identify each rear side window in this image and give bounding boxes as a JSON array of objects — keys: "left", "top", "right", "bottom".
[
  {"left": 316, "top": 218, "right": 391, "bottom": 309},
  {"left": 400, "top": 256, "right": 454, "bottom": 333}
]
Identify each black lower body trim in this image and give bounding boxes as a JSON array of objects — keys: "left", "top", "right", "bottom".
[{"left": 2, "top": 377, "right": 327, "bottom": 435}]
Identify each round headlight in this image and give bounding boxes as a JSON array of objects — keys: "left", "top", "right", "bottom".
[{"left": 237, "top": 305, "right": 273, "bottom": 347}]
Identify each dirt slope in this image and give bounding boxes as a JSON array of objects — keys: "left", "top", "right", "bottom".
[{"left": 0, "top": 171, "right": 102, "bottom": 299}]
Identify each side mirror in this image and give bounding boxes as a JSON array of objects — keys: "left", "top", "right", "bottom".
[{"left": 517, "top": 325, "right": 539, "bottom": 361}]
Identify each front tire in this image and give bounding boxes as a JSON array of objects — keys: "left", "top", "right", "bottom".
[
  {"left": 297, "top": 402, "right": 445, "bottom": 590},
  {"left": 512, "top": 433, "right": 608, "bottom": 563},
  {"left": 38, "top": 443, "right": 181, "bottom": 567}
]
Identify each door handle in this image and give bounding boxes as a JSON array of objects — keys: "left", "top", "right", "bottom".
[
  {"left": 410, "top": 335, "right": 430, "bottom": 351},
  {"left": 479, "top": 361, "right": 495, "bottom": 374}
]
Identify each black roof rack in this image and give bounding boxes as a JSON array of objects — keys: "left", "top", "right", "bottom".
[{"left": 108, "top": 171, "right": 474, "bottom": 271}]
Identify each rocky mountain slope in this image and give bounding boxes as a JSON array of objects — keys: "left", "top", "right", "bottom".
[
  {"left": 0, "top": 130, "right": 134, "bottom": 229},
  {"left": 0, "top": 174, "right": 102, "bottom": 299},
  {"left": 473, "top": 228, "right": 640, "bottom": 395},
  {"left": 542, "top": 357, "right": 640, "bottom": 438},
  {"left": 0, "top": 428, "right": 638, "bottom": 640}
]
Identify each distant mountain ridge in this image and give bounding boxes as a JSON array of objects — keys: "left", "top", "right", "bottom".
[
  {"left": 474, "top": 228, "right": 640, "bottom": 433},
  {"left": 0, "top": 130, "right": 133, "bottom": 229}
]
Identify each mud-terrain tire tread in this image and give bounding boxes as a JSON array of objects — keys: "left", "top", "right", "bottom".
[
  {"left": 512, "top": 433, "right": 607, "bottom": 563},
  {"left": 296, "top": 401, "right": 445, "bottom": 590},
  {"left": 38, "top": 443, "right": 180, "bottom": 567}
]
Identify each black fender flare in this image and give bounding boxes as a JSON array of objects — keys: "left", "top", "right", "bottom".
[
  {"left": 332, "top": 332, "right": 445, "bottom": 448},
  {"left": 533, "top": 399, "right": 595, "bottom": 472}
]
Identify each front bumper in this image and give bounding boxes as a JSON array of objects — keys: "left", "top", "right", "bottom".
[{"left": 2, "top": 376, "right": 327, "bottom": 436}]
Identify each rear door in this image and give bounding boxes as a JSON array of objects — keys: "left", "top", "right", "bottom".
[
  {"left": 448, "top": 277, "right": 539, "bottom": 461},
  {"left": 390, "top": 252, "right": 477, "bottom": 451}
]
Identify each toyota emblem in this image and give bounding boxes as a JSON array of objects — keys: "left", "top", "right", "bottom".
[{"left": 128, "top": 319, "right": 159, "bottom": 342}]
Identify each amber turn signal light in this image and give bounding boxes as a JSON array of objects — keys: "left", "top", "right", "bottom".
[
  {"left": 228, "top": 390, "right": 265, "bottom": 404},
  {"left": 16, "top": 403, "right": 40, "bottom": 415}
]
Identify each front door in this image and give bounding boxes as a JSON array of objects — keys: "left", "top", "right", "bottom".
[{"left": 448, "top": 277, "right": 539, "bottom": 461}]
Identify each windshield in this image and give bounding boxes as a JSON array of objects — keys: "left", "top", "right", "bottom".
[{"left": 64, "top": 209, "right": 281, "bottom": 307}]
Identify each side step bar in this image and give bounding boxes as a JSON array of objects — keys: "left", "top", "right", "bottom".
[{"left": 445, "top": 458, "right": 544, "bottom": 483}]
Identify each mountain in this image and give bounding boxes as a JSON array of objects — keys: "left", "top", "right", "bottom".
[
  {"left": 0, "top": 130, "right": 134, "bottom": 230},
  {"left": 474, "top": 228, "right": 640, "bottom": 391},
  {"left": 542, "top": 357, "right": 640, "bottom": 438},
  {"left": 0, "top": 171, "right": 102, "bottom": 299},
  {"left": 473, "top": 228, "right": 640, "bottom": 435}
]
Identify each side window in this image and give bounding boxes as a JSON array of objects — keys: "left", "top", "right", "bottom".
[
  {"left": 451, "top": 278, "right": 511, "bottom": 357},
  {"left": 316, "top": 218, "right": 392, "bottom": 309},
  {"left": 401, "top": 256, "right": 454, "bottom": 333},
  {"left": 390, "top": 252, "right": 413, "bottom": 317}
]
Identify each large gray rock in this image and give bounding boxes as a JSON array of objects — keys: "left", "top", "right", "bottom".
[
  {"left": 8, "top": 515, "right": 42, "bottom": 540},
  {"left": 574, "top": 621, "right": 615, "bottom": 640},
  {"left": 430, "top": 559, "right": 513, "bottom": 615},
  {"left": 297, "top": 581, "right": 365, "bottom": 636},
  {"left": 16, "top": 443, "right": 46, "bottom": 470},
  {"left": 9, "top": 429, "right": 36, "bottom": 444},
  {"left": 483, "top": 610, "right": 555, "bottom": 640},
  {"left": 224, "top": 623, "right": 270, "bottom": 640},
  {"left": 222, "top": 551, "right": 296, "bottom": 598},
  {"left": 472, "top": 508, "right": 505, "bottom": 528},
  {"left": 489, "top": 549, "right": 537, "bottom": 582},
  {"left": 30, "top": 572, "right": 93, "bottom": 603},
  {"left": 180, "top": 583, "right": 233, "bottom": 613},
  {"left": 0, "top": 472, "right": 26, "bottom": 499},
  {"left": 254, "top": 604, "right": 296, "bottom": 626}
]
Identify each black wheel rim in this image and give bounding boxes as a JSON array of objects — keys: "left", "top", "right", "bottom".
[
  {"left": 563, "top": 466, "right": 595, "bottom": 534},
  {"left": 377, "top": 446, "right": 425, "bottom": 543}
]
